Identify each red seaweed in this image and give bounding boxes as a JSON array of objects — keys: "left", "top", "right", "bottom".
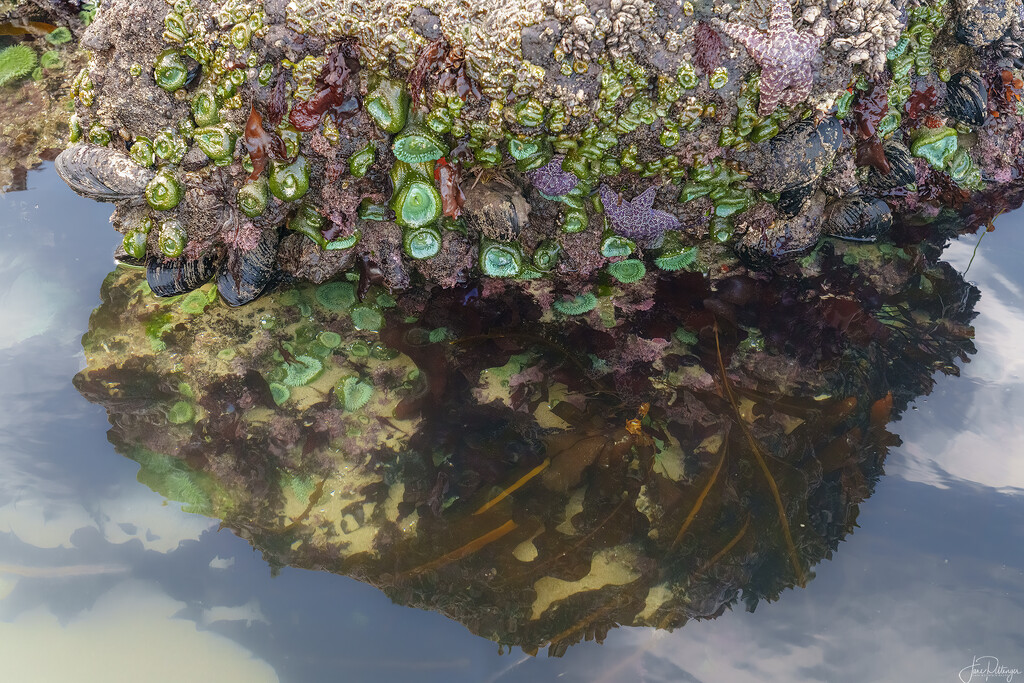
[
  {"left": 244, "top": 105, "right": 289, "bottom": 181},
  {"left": 288, "top": 44, "right": 361, "bottom": 132},
  {"left": 267, "top": 70, "right": 288, "bottom": 126},
  {"left": 694, "top": 22, "right": 723, "bottom": 74},
  {"left": 409, "top": 38, "right": 447, "bottom": 107},
  {"left": 434, "top": 157, "right": 465, "bottom": 219}
]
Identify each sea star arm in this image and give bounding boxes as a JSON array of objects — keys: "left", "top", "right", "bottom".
[
  {"left": 713, "top": 19, "right": 769, "bottom": 63},
  {"left": 769, "top": 0, "right": 796, "bottom": 37}
]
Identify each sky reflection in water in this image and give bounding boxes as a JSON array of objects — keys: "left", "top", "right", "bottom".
[{"left": 0, "top": 165, "right": 1022, "bottom": 683}]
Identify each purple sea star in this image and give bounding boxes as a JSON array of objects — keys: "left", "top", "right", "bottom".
[
  {"left": 600, "top": 184, "right": 681, "bottom": 245},
  {"left": 526, "top": 155, "right": 578, "bottom": 196},
  {"left": 713, "top": 0, "right": 828, "bottom": 116}
]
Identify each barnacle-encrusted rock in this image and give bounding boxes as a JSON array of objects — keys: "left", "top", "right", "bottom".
[{"left": 54, "top": 0, "right": 1024, "bottom": 302}]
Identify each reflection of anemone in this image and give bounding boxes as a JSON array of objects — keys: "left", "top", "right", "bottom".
[
  {"left": 180, "top": 289, "right": 211, "bottom": 315},
  {"left": 282, "top": 355, "right": 323, "bottom": 386},
  {"left": 315, "top": 282, "right": 356, "bottom": 311},
  {"left": 0, "top": 45, "right": 37, "bottom": 87},
  {"left": 167, "top": 401, "right": 194, "bottom": 424},
  {"left": 553, "top": 292, "right": 598, "bottom": 315},
  {"left": 162, "top": 471, "right": 213, "bottom": 515}
]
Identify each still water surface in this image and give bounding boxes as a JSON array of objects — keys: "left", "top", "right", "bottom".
[{"left": 0, "top": 164, "right": 1022, "bottom": 682}]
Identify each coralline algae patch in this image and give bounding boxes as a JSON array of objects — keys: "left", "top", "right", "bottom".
[{"left": 58, "top": 0, "right": 1024, "bottom": 300}]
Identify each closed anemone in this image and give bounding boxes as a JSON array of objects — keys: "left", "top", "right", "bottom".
[
  {"left": 392, "top": 178, "right": 442, "bottom": 229},
  {"left": 532, "top": 239, "right": 562, "bottom": 271},
  {"left": 153, "top": 49, "right": 188, "bottom": 92},
  {"left": 158, "top": 220, "right": 187, "bottom": 257},
  {"left": 269, "top": 155, "right": 310, "bottom": 201},
  {"left": 123, "top": 230, "right": 149, "bottom": 259},
  {"left": 365, "top": 77, "right": 410, "bottom": 134},
  {"left": 480, "top": 238, "right": 523, "bottom": 277},
  {"left": 191, "top": 90, "right": 221, "bottom": 127},
  {"left": 145, "top": 169, "right": 184, "bottom": 210},
  {"left": 608, "top": 258, "right": 647, "bottom": 283},
  {"left": 237, "top": 177, "right": 269, "bottom": 218},
  {"left": 193, "top": 124, "right": 238, "bottom": 165},
  {"left": 403, "top": 224, "right": 442, "bottom": 259}
]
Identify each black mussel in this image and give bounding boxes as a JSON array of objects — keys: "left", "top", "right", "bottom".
[
  {"left": 217, "top": 229, "right": 280, "bottom": 306},
  {"left": 146, "top": 252, "right": 221, "bottom": 296},
  {"left": 55, "top": 143, "right": 155, "bottom": 203},
  {"left": 777, "top": 180, "right": 816, "bottom": 217},
  {"left": 994, "top": 35, "right": 1024, "bottom": 69},
  {"left": 756, "top": 117, "right": 843, "bottom": 193},
  {"left": 868, "top": 141, "right": 917, "bottom": 189},
  {"left": 946, "top": 71, "right": 988, "bottom": 126},
  {"left": 822, "top": 196, "right": 892, "bottom": 242},
  {"left": 734, "top": 193, "right": 825, "bottom": 268},
  {"left": 953, "top": 0, "right": 1015, "bottom": 48}
]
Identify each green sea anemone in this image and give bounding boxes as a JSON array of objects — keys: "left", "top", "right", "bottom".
[
  {"left": 45, "top": 27, "right": 72, "bottom": 45},
  {"left": 532, "top": 239, "right": 562, "bottom": 271},
  {"left": 237, "top": 177, "right": 269, "bottom": 218},
  {"left": 608, "top": 259, "right": 646, "bottom": 283},
  {"left": 193, "top": 124, "right": 238, "bottom": 165},
  {"left": 269, "top": 155, "right": 310, "bottom": 202},
  {"left": 154, "top": 129, "right": 187, "bottom": 163},
  {"left": 349, "top": 142, "right": 376, "bottom": 177},
  {"left": 123, "top": 230, "right": 148, "bottom": 259},
  {"left": 287, "top": 203, "right": 327, "bottom": 247},
  {"left": 167, "top": 401, "right": 195, "bottom": 424},
  {"left": 402, "top": 224, "right": 442, "bottom": 259},
  {"left": 157, "top": 220, "right": 187, "bottom": 257},
  {"left": 154, "top": 49, "right": 189, "bottom": 92},
  {"left": 480, "top": 238, "right": 523, "bottom": 277},
  {"left": 391, "top": 178, "right": 442, "bottom": 229},
  {"left": 365, "top": 76, "right": 409, "bottom": 134},
  {"left": 0, "top": 45, "right": 37, "bottom": 87},
  {"left": 146, "top": 170, "right": 184, "bottom": 211},
  {"left": 655, "top": 245, "right": 698, "bottom": 271},
  {"left": 283, "top": 355, "right": 323, "bottom": 386},
  {"left": 191, "top": 90, "right": 221, "bottom": 127},
  {"left": 130, "top": 137, "right": 155, "bottom": 167},
  {"left": 553, "top": 292, "right": 598, "bottom": 315},
  {"left": 340, "top": 376, "right": 374, "bottom": 411},
  {"left": 350, "top": 305, "right": 383, "bottom": 331},
  {"left": 392, "top": 128, "right": 448, "bottom": 163},
  {"left": 315, "top": 282, "right": 356, "bottom": 311}
]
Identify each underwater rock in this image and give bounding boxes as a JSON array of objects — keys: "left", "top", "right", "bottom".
[
  {"left": 946, "top": 71, "right": 989, "bottom": 126},
  {"left": 822, "top": 196, "right": 893, "bottom": 242},
  {"left": 217, "top": 228, "right": 280, "bottom": 306},
  {"left": 146, "top": 251, "right": 221, "bottom": 296},
  {"left": 55, "top": 143, "right": 155, "bottom": 203},
  {"left": 75, "top": 219, "right": 984, "bottom": 653}
]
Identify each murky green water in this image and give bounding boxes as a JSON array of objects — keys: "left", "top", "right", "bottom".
[{"left": 1, "top": 164, "right": 1022, "bottom": 682}]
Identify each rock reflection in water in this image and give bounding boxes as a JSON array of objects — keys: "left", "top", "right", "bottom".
[{"left": 74, "top": 233, "right": 978, "bottom": 656}]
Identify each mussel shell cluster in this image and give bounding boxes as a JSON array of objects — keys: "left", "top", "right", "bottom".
[
  {"left": 758, "top": 118, "right": 844, "bottom": 194},
  {"left": 216, "top": 229, "right": 280, "bottom": 307},
  {"left": 822, "top": 196, "right": 893, "bottom": 242},
  {"left": 868, "top": 141, "right": 917, "bottom": 189},
  {"left": 946, "top": 71, "right": 988, "bottom": 127},
  {"left": 953, "top": 0, "right": 1018, "bottom": 48}
]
